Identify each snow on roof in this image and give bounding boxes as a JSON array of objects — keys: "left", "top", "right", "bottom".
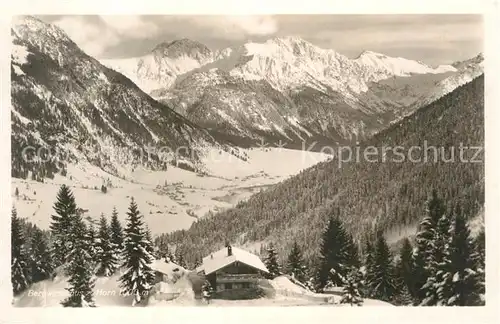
[
  {"left": 199, "top": 246, "right": 269, "bottom": 275},
  {"left": 150, "top": 259, "right": 183, "bottom": 275}
]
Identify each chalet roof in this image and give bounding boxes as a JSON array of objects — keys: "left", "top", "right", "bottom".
[
  {"left": 150, "top": 259, "right": 182, "bottom": 275},
  {"left": 197, "top": 246, "right": 269, "bottom": 275}
]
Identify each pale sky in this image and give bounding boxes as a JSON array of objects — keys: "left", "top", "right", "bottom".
[{"left": 38, "top": 15, "right": 483, "bottom": 65}]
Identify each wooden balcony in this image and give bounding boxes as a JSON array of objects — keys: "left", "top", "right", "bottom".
[{"left": 216, "top": 273, "right": 262, "bottom": 283}]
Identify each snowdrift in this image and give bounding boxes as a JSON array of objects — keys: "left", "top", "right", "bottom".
[
  {"left": 13, "top": 261, "right": 194, "bottom": 307},
  {"left": 263, "top": 276, "right": 394, "bottom": 306},
  {"left": 264, "top": 276, "right": 338, "bottom": 304}
]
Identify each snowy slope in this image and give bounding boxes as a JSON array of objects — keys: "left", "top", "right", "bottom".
[
  {"left": 11, "top": 16, "right": 240, "bottom": 183},
  {"left": 101, "top": 39, "right": 218, "bottom": 93},
  {"left": 414, "top": 53, "right": 484, "bottom": 107}
]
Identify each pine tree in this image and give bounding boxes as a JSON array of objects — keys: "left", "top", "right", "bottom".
[
  {"left": 264, "top": 243, "right": 281, "bottom": 279},
  {"left": 435, "top": 213, "right": 481, "bottom": 306},
  {"left": 110, "top": 207, "right": 124, "bottom": 260},
  {"left": 86, "top": 218, "right": 98, "bottom": 267},
  {"left": 340, "top": 266, "right": 364, "bottom": 306},
  {"left": 157, "top": 238, "right": 170, "bottom": 260},
  {"left": 119, "top": 198, "right": 155, "bottom": 306},
  {"left": 317, "top": 217, "right": 352, "bottom": 290},
  {"left": 61, "top": 213, "right": 96, "bottom": 307},
  {"left": 396, "top": 238, "right": 415, "bottom": 300},
  {"left": 346, "top": 235, "right": 360, "bottom": 268},
  {"left": 413, "top": 190, "right": 445, "bottom": 303},
  {"left": 144, "top": 225, "right": 156, "bottom": 258},
  {"left": 50, "top": 185, "right": 78, "bottom": 267},
  {"left": 362, "top": 238, "right": 375, "bottom": 298},
  {"left": 421, "top": 211, "right": 453, "bottom": 305},
  {"left": 371, "top": 232, "right": 397, "bottom": 302},
  {"left": 96, "top": 214, "right": 118, "bottom": 276},
  {"left": 193, "top": 255, "right": 202, "bottom": 270},
  {"left": 176, "top": 249, "right": 187, "bottom": 268},
  {"left": 473, "top": 227, "right": 485, "bottom": 301},
  {"left": 30, "top": 225, "right": 53, "bottom": 283},
  {"left": 394, "top": 284, "right": 414, "bottom": 306},
  {"left": 286, "top": 241, "right": 307, "bottom": 283},
  {"left": 11, "top": 207, "right": 31, "bottom": 295}
]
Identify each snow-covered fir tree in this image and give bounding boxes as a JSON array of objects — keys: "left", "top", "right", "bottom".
[
  {"left": 371, "top": 232, "right": 397, "bottom": 302},
  {"left": 394, "top": 284, "right": 414, "bottom": 306},
  {"left": 395, "top": 238, "right": 415, "bottom": 301},
  {"left": 317, "top": 217, "right": 352, "bottom": 290},
  {"left": 144, "top": 225, "right": 156, "bottom": 258},
  {"left": 193, "top": 255, "right": 202, "bottom": 269},
  {"left": 175, "top": 248, "right": 187, "bottom": 268},
  {"left": 286, "top": 241, "right": 307, "bottom": 283},
  {"left": 85, "top": 217, "right": 98, "bottom": 268},
  {"left": 362, "top": 238, "right": 375, "bottom": 298},
  {"left": 412, "top": 190, "right": 445, "bottom": 303},
  {"left": 110, "top": 207, "right": 124, "bottom": 261},
  {"left": 155, "top": 238, "right": 171, "bottom": 260},
  {"left": 264, "top": 243, "right": 281, "bottom": 279},
  {"left": 61, "top": 212, "right": 96, "bottom": 307},
  {"left": 119, "top": 198, "right": 155, "bottom": 306},
  {"left": 202, "top": 280, "right": 214, "bottom": 303},
  {"left": 421, "top": 210, "right": 453, "bottom": 305},
  {"left": 473, "top": 227, "right": 485, "bottom": 301},
  {"left": 30, "top": 225, "right": 53, "bottom": 283},
  {"left": 50, "top": 184, "right": 78, "bottom": 267},
  {"left": 340, "top": 266, "right": 364, "bottom": 306},
  {"left": 95, "top": 214, "right": 118, "bottom": 276},
  {"left": 434, "top": 212, "right": 481, "bottom": 306},
  {"left": 11, "top": 207, "right": 30, "bottom": 295}
]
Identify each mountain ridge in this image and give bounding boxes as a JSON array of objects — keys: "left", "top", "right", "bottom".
[
  {"left": 11, "top": 16, "right": 239, "bottom": 181},
  {"left": 102, "top": 36, "right": 482, "bottom": 146}
]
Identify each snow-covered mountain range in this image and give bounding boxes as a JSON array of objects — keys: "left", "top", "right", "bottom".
[
  {"left": 10, "top": 15, "right": 484, "bottom": 182},
  {"left": 102, "top": 36, "right": 482, "bottom": 144},
  {"left": 11, "top": 16, "right": 240, "bottom": 180}
]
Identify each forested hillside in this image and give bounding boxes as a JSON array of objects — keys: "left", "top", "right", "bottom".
[{"left": 159, "top": 75, "right": 484, "bottom": 267}]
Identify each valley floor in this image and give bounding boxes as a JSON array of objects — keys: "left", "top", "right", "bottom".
[{"left": 12, "top": 147, "right": 330, "bottom": 235}]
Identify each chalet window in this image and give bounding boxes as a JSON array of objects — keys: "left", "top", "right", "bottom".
[
  {"left": 242, "top": 282, "right": 250, "bottom": 289},
  {"left": 224, "top": 283, "right": 233, "bottom": 290}
]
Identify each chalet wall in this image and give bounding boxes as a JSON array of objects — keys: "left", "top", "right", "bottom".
[
  {"left": 213, "top": 287, "right": 265, "bottom": 300},
  {"left": 216, "top": 262, "right": 259, "bottom": 275}
]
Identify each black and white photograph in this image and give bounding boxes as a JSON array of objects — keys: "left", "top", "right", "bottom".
[{"left": 7, "top": 9, "right": 489, "bottom": 310}]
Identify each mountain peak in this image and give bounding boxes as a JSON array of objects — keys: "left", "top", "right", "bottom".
[
  {"left": 12, "top": 15, "right": 45, "bottom": 28},
  {"left": 152, "top": 38, "right": 212, "bottom": 59},
  {"left": 270, "top": 36, "right": 308, "bottom": 44},
  {"left": 357, "top": 50, "right": 388, "bottom": 59},
  {"left": 12, "top": 15, "right": 66, "bottom": 39},
  {"left": 452, "top": 52, "right": 484, "bottom": 69}
]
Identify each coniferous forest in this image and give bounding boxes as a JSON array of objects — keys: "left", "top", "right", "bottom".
[
  {"left": 11, "top": 186, "right": 485, "bottom": 306},
  {"left": 12, "top": 185, "right": 156, "bottom": 307},
  {"left": 158, "top": 76, "right": 484, "bottom": 269}
]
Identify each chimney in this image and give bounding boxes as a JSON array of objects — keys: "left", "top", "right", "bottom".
[{"left": 227, "top": 244, "right": 232, "bottom": 256}]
